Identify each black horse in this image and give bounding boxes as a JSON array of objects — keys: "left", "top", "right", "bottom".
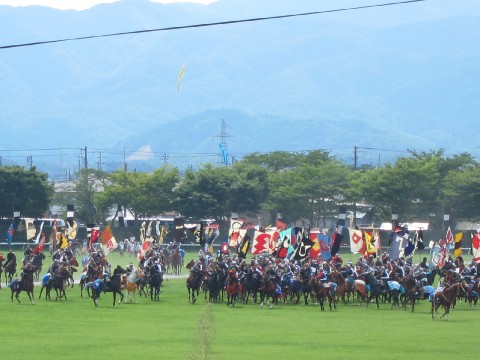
[
  {"left": 4, "top": 253, "right": 17, "bottom": 286},
  {"left": 10, "top": 264, "right": 35, "bottom": 304},
  {"left": 187, "top": 271, "right": 204, "bottom": 304},
  {"left": 364, "top": 272, "right": 382, "bottom": 309},
  {"left": 148, "top": 264, "right": 164, "bottom": 301},
  {"left": 242, "top": 270, "right": 262, "bottom": 304},
  {"left": 91, "top": 265, "right": 127, "bottom": 307},
  {"left": 31, "top": 252, "right": 46, "bottom": 281}
]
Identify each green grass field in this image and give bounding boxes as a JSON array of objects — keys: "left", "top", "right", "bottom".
[{"left": 0, "top": 249, "right": 478, "bottom": 360}]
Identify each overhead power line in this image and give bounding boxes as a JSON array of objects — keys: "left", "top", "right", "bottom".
[{"left": 0, "top": 0, "right": 426, "bottom": 50}]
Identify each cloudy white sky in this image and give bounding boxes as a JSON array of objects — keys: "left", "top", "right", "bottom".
[{"left": 0, "top": 0, "right": 217, "bottom": 10}]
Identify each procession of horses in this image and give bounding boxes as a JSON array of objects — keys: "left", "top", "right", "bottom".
[
  {"left": 1, "top": 243, "right": 479, "bottom": 320},
  {"left": 184, "top": 249, "right": 480, "bottom": 320}
]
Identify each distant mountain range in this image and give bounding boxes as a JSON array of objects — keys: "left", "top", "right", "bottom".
[{"left": 0, "top": 0, "right": 479, "bottom": 179}]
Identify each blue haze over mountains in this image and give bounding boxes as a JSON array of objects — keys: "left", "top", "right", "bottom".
[{"left": 0, "top": 0, "right": 479, "bottom": 179}]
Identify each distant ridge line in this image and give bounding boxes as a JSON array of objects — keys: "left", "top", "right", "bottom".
[{"left": 0, "top": 0, "right": 426, "bottom": 50}]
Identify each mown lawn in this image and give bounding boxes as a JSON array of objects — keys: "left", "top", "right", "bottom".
[{"left": 0, "top": 248, "right": 477, "bottom": 360}]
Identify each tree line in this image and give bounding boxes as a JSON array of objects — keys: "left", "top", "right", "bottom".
[{"left": 1, "top": 149, "right": 479, "bottom": 230}]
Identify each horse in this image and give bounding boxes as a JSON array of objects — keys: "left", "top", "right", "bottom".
[
  {"left": 259, "top": 275, "right": 280, "bottom": 309},
  {"left": 123, "top": 267, "right": 144, "bottom": 303},
  {"left": 207, "top": 266, "right": 226, "bottom": 303},
  {"left": 299, "top": 266, "right": 314, "bottom": 305},
  {"left": 4, "top": 256, "right": 17, "bottom": 286},
  {"left": 30, "top": 252, "right": 46, "bottom": 281},
  {"left": 400, "top": 276, "right": 419, "bottom": 312},
  {"left": 242, "top": 270, "right": 262, "bottom": 304},
  {"left": 148, "top": 263, "right": 164, "bottom": 301},
  {"left": 364, "top": 272, "right": 383, "bottom": 309},
  {"left": 170, "top": 249, "right": 182, "bottom": 275},
  {"left": 91, "top": 265, "right": 127, "bottom": 307},
  {"left": 328, "top": 270, "right": 347, "bottom": 305},
  {"left": 280, "top": 273, "right": 303, "bottom": 305},
  {"left": 431, "top": 282, "right": 464, "bottom": 320},
  {"left": 186, "top": 270, "right": 204, "bottom": 304},
  {"left": 226, "top": 269, "right": 243, "bottom": 306},
  {"left": 308, "top": 277, "right": 336, "bottom": 311},
  {"left": 10, "top": 264, "right": 35, "bottom": 304}
]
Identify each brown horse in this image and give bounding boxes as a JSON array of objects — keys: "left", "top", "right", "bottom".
[
  {"left": 431, "top": 282, "right": 464, "bottom": 320},
  {"left": 309, "top": 277, "right": 336, "bottom": 311},
  {"left": 10, "top": 264, "right": 35, "bottom": 304},
  {"left": 170, "top": 249, "right": 182, "bottom": 275},
  {"left": 328, "top": 270, "right": 346, "bottom": 305},
  {"left": 226, "top": 269, "right": 243, "bottom": 306}
]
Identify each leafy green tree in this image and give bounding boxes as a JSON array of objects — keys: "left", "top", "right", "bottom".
[
  {"left": 101, "top": 166, "right": 180, "bottom": 223},
  {"left": 175, "top": 163, "right": 268, "bottom": 220},
  {"left": 0, "top": 166, "right": 53, "bottom": 218},
  {"left": 241, "top": 151, "right": 300, "bottom": 171},
  {"left": 263, "top": 152, "right": 350, "bottom": 226},
  {"left": 73, "top": 168, "right": 109, "bottom": 224}
]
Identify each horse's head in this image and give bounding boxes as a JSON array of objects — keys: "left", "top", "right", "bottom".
[
  {"left": 114, "top": 265, "right": 127, "bottom": 275},
  {"left": 69, "top": 257, "right": 79, "bottom": 267},
  {"left": 186, "top": 259, "right": 195, "bottom": 269}
]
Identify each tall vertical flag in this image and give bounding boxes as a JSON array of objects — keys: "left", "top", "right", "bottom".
[
  {"left": 100, "top": 225, "right": 118, "bottom": 255},
  {"left": 237, "top": 234, "right": 251, "bottom": 259},
  {"left": 6, "top": 222, "right": 14, "bottom": 246},
  {"left": 276, "top": 228, "right": 292, "bottom": 259},
  {"left": 194, "top": 223, "right": 205, "bottom": 247},
  {"left": 174, "top": 217, "right": 186, "bottom": 242},
  {"left": 415, "top": 230, "right": 425, "bottom": 250},
  {"left": 25, "top": 218, "right": 36, "bottom": 241},
  {"left": 454, "top": 232, "right": 463, "bottom": 258},
  {"left": 50, "top": 219, "right": 58, "bottom": 250},
  {"left": 349, "top": 228, "right": 365, "bottom": 254},
  {"left": 228, "top": 218, "right": 245, "bottom": 247},
  {"left": 330, "top": 226, "right": 344, "bottom": 257},
  {"left": 445, "top": 226, "right": 454, "bottom": 248},
  {"left": 252, "top": 230, "right": 276, "bottom": 255},
  {"left": 33, "top": 232, "right": 46, "bottom": 254},
  {"left": 87, "top": 224, "right": 100, "bottom": 250},
  {"left": 364, "top": 230, "right": 377, "bottom": 257},
  {"left": 59, "top": 233, "right": 69, "bottom": 249},
  {"left": 33, "top": 221, "right": 45, "bottom": 253},
  {"left": 291, "top": 228, "right": 314, "bottom": 262},
  {"left": 276, "top": 219, "right": 287, "bottom": 231},
  {"left": 471, "top": 232, "right": 480, "bottom": 263}
]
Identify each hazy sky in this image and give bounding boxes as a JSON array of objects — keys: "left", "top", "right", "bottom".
[{"left": 0, "top": 0, "right": 217, "bottom": 10}]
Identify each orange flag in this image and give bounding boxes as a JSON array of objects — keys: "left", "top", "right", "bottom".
[{"left": 100, "top": 226, "right": 113, "bottom": 245}]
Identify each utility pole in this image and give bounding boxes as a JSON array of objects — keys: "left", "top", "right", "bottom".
[
  {"left": 97, "top": 152, "right": 105, "bottom": 171},
  {"left": 80, "top": 146, "right": 88, "bottom": 169},
  {"left": 161, "top": 153, "right": 168, "bottom": 166},
  {"left": 123, "top": 146, "right": 127, "bottom": 171},
  {"left": 27, "top": 155, "right": 33, "bottom": 169},
  {"left": 213, "top": 119, "right": 233, "bottom": 165},
  {"left": 353, "top": 146, "right": 358, "bottom": 228}
]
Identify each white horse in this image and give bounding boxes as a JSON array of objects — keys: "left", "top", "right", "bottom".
[{"left": 123, "top": 268, "right": 144, "bottom": 303}]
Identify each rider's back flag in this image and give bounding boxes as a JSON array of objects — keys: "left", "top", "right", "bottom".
[
  {"left": 454, "top": 232, "right": 463, "bottom": 258},
  {"left": 331, "top": 226, "right": 344, "bottom": 257},
  {"left": 238, "top": 235, "right": 250, "bottom": 259},
  {"left": 6, "top": 223, "right": 14, "bottom": 246}
]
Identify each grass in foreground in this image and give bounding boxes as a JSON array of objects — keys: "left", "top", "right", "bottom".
[{"left": 0, "top": 249, "right": 477, "bottom": 360}]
